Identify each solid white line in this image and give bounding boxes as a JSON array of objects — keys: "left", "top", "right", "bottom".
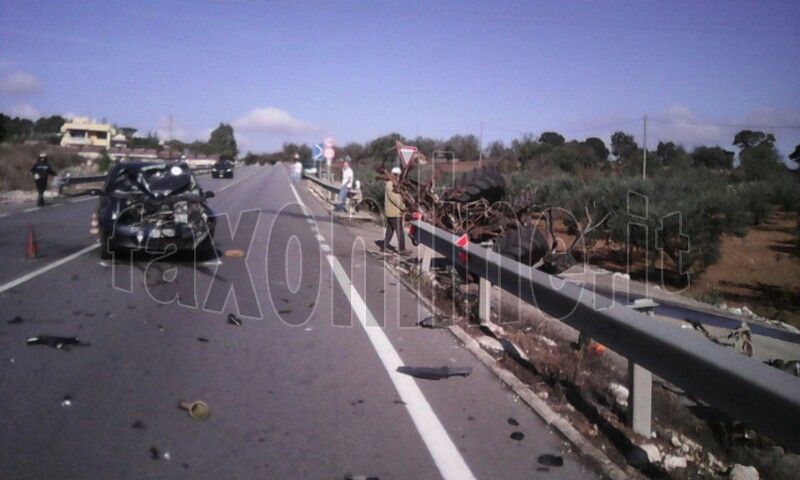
[
  {"left": 24, "top": 207, "right": 39, "bottom": 212},
  {"left": 320, "top": 244, "right": 331, "bottom": 252},
  {"left": 0, "top": 213, "right": 8, "bottom": 218},
  {"left": 326, "top": 253, "right": 476, "bottom": 480},
  {"left": 0, "top": 243, "right": 100, "bottom": 294},
  {"left": 288, "top": 181, "right": 475, "bottom": 480}
]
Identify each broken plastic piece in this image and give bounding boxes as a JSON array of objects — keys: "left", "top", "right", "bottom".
[
  {"left": 178, "top": 400, "right": 210, "bottom": 420},
  {"left": 510, "top": 431, "right": 524, "bottom": 441},
  {"left": 538, "top": 454, "right": 564, "bottom": 467},
  {"left": 61, "top": 395, "right": 72, "bottom": 407},
  {"left": 417, "top": 316, "right": 452, "bottom": 329},
  {"left": 396, "top": 366, "right": 472, "bottom": 380},
  {"left": 227, "top": 313, "right": 242, "bottom": 326},
  {"left": 26, "top": 335, "right": 83, "bottom": 349}
]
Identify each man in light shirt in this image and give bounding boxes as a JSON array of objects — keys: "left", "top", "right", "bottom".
[{"left": 333, "top": 160, "right": 353, "bottom": 212}]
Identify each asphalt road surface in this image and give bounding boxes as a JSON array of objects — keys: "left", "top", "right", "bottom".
[{"left": 0, "top": 165, "right": 602, "bottom": 479}]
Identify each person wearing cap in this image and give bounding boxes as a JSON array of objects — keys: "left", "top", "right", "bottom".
[
  {"left": 27, "top": 152, "right": 57, "bottom": 207},
  {"left": 382, "top": 167, "right": 411, "bottom": 255}
]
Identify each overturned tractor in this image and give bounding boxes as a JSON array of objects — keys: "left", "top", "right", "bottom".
[{"left": 379, "top": 161, "right": 608, "bottom": 273}]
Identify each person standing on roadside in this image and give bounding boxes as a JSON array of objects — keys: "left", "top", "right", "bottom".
[
  {"left": 382, "top": 167, "right": 411, "bottom": 255},
  {"left": 333, "top": 160, "right": 353, "bottom": 212},
  {"left": 28, "top": 152, "right": 57, "bottom": 207},
  {"left": 291, "top": 154, "right": 303, "bottom": 183}
]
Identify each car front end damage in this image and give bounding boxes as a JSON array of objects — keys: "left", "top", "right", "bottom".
[{"left": 97, "top": 162, "right": 216, "bottom": 257}]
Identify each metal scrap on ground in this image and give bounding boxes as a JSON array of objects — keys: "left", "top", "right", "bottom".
[{"left": 396, "top": 366, "right": 472, "bottom": 380}]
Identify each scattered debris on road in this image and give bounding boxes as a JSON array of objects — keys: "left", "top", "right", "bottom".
[
  {"left": 61, "top": 395, "right": 72, "bottom": 407},
  {"left": 150, "top": 447, "right": 160, "bottom": 460},
  {"left": 26, "top": 335, "right": 84, "bottom": 350},
  {"left": 196, "top": 337, "right": 209, "bottom": 343},
  {"left": 227, "top": 313, "right": 242, "bottom": 326},
  {"left": 7, "top": 315, "right": 23, "bottom": 324},
  {"left": 538, "top": 454, "right": 564, "bottom": 467},
  {"left": 224, "top": 249, "right": 245, "bottom": 258},
  {"left": 396, "top": 366, "right": 472, "bottom": 380},
  {"left": 507, "top": 417, "right": 520, "bottom": 427},
  {"left": 131, "top": 420, "right": 145, "bottom": 429},
  {"left": 417, "top": 315, "right": 453, "bottom": 329},
  {"left": 178, "top": 400, "right": 210, "bottom": 420},
  {"left": 510, "top": 431, "right": 525, "bottom": 441}
]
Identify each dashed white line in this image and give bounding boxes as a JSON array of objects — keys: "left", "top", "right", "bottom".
[
  {"left": 0, "top": 243, "right": 100, "bottom": 294},
  {"left": 315, "top": 233, "right": 325, "bottom": 242},
  {"left": 320, "top": 244, "right": 331, "bottom": 252},
  {"left": 288, "top": 182, "right": 476, "bottom": 480}
]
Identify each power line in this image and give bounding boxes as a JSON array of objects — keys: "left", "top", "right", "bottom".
[{"left": 648, "top": 118, "right": 800, "bottom": 130}]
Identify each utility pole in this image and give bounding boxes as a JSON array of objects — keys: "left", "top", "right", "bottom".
[
  {"left": 478, "top": 122, "right": 484, "bottom": 167},
  {"left": 642, "top": 115, "right": 648, "bottom": 180}
]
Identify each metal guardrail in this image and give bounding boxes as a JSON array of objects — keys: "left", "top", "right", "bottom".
[
  {"left": 411, "top": 220, "right": 800, "bottom": 451},
  {"left": 56, "top": 166, "right": 216, "bottom": 194},
  {"left": 301, "top": 170, "right": 358, "bottom": 198}
]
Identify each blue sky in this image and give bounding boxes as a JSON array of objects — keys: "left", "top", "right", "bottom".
[{"left": 1, "top": 0, "right": 799, "bottom": 161}]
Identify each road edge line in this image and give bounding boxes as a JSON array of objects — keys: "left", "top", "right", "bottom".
[{"left": 0, "top": 243, "right": 100, "bottom": 294}]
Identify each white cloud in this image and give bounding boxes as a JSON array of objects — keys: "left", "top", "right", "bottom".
[
  {"left": 0, "top": 71, "right": 43, "bottom": 95},
  {"left": 232, "top": 107, "right": 319, "bottom": 135},
  {"left": 10, "top": 104, "right": 40, "bottom": 119},
  {"left": 649, "top": 104, "right": 729, "bottom": 149}
]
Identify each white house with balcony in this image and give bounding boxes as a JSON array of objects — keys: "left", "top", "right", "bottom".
[{"left": 60, "top": 117, "right": 115, "bottom": 149}]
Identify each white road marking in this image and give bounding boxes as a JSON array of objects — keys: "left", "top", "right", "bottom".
[
  {"left": 315, "top": 233, "right": 325, "bottom": 242},
  {"left": 69, "top": 196, "right": 95, "bottom": 203},
  {"left": 0, "top": 213, "right": 8, "bottom": 218},
  {"left": 320, "top": 244, "right": 331, "bottom": 252},
  {"left": 218, "top": 171, "right": 254, "bottom": 192},
  {"left": 24, "top": 207, "right": 39, "bottom": 212},
  {"left": 326, "top": 253, "right": 476, "bottom": 480},
  {"left": 0, "top": 243, "right": 100, "bottom": 294},
  {"left": 289, "top": 182, "right": 476, "bottom": 480}
]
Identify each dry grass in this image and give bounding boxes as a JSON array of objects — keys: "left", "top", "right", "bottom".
[
  {"left": 0, "top": 144, "right": 85, "bottom": 191},
  {"left": 689, "top": 212, "right": 800, "bottom": 327}
]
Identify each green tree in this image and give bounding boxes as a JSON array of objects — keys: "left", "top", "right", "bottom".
[
  {"left": 33, "top": 115, "right": 65, "bottom": 134},
  {"left": 366, "top": 132, "right": 406, "bottom": 165},
  {"left": 789, "top": 144, "right": 800, "bottom": 167},
  {"left": 96, "top": 149, "right": 112, "bottom": 173},
  {"left": 208, "top": 123, "right": 238, "bottom": 158},
  {"left": 610, "top": 131, "right": 638, "bottom": 161},
  {"left": 511, "top": 133, "right": 547, "bottom": 165},
  {"left": 733, "top": 130, "right": 775, "bottom": 151},
  {"left": 738, "top": 142, "right": 784, "bottom": 181},
  {"left": 539, "top": 131, "right": 565, "bottom": 147},
  {"left": 584, "top": 137, "right": 609, "bottom": 162},
  {"left": 691, "top": 146, "right": 734, "bottom": 170}
]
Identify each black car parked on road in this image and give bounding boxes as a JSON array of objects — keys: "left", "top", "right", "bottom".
[{"left": 91, "top": 161, "right": 217, "bottom": 259}]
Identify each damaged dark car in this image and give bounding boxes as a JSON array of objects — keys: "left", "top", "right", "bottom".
[
  {"left": 92, "top": 161, "right": 217, "bottom": 259},
  {"left": 211, "top": 157, "right": 234, "bottom": 179}
]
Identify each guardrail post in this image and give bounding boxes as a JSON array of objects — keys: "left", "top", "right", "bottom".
[
  {"left": 479, "top": 276, "right": 492, "bottom": 324},
  {"left": 418, "top": 244, "right": 433, "bottom": 273},
  {"left": 628, "top": 361, "right": 653, "bottom": 437}
]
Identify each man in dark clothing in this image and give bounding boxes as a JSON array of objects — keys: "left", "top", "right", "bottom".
[{"left": 28, "top": 152, "right": 57, "bottom": 207}]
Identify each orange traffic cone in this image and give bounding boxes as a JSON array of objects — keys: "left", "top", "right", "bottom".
[
  {"left": 90, "top": 212, "right": 99, "bottom": 236},
  {"left": 26, "top": 225, "right": 38, "bottom": 259}
]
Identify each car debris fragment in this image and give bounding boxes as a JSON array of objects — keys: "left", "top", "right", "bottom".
[
  {"left": 765, "top": 359, "right": 800, "bottom": 377},
  {"left": 227, "top": 313, "right": 242, "bottom": 326},
  {"left": 396, "top": 366, "right": 472, "bottom": 380},
  {"left": 26, "top": 335, "right": 84, "bottom": 349},
  {"left": 510, "top": 431, "right": 525, "bottom": 441},
  {"left": 417, "top": 315, "right": 453, "bottom": 329},
  {"left": 178, "top": 400, "right": 210, "bottom": 420},
  {"left": 7, "top": 316, "right": 23, "bottom": 324},
  {"left": 538, "top": 454, "right": 564, "bottom": 467}
]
